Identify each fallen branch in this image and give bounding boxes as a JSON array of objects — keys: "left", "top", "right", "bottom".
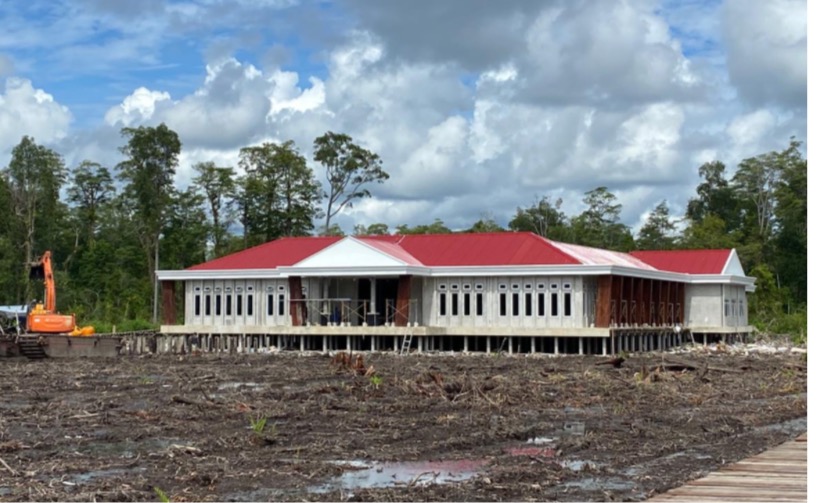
[{"left": 0, "top": 456, "right": 17, "bottom": 476}]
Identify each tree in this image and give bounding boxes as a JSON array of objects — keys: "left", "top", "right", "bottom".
[
  {"left": 192, "top": 162, "right": 237, "bottom": 258},
  {"left": 313, "top": 132, "right": 389, "bottom": 233},
  {"left": 161, "top": 188, "right": 209, "bottom": 270},
  {"left": 237, "top": 141, "right": 320, "bottom": 245},
  {"left": 508, "top": 196, "right": 569, "bottom": 240},
  {"left": 67, "top": 161, "right": 115, "bottom": 245},
  {"left": 115, "top": 123, "right": 182, "bottom": 285},
  {"left": 353, "top": 223, "right": 389, "bottom": 236},
  {"left": 685, "top": 161, "right": 740, "bottom": 232},
  {"left": 397, "top": 219, "right": 452, "bottom": 235},
  {"left": 681, "top": 214, "right": 738, "bottom": 250},
  {"left": 466, "top": 217, "right": 504, "bottom": 233},
  {"left": 772, "top": 139, "right": 807, "bottom": 306},
  {"left": 636, "top": 200, "right": 676, "bottom": 250},
  {"left": 570, "top": 187, "right": 633, "bottom": 251},
  {"left": 2, "top": 136, "right": 68, "bottom": 300}
]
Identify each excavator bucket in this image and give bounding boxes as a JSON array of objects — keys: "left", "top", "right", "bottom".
[{"left": 29, "top": 262, "right": 45, "bottom": 280}]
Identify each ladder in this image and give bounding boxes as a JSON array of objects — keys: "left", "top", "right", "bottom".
[{"left": 400, "top": 329, "right": 414, "bottom": 355}]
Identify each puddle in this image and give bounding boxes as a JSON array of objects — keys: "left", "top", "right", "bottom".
[
  {"left": 754, "top": 416, "right": 807, "bottom": 436},
  {"left": 623, "top": 450, "right": 714, "bottom": 477},
  {"left": 218, "top": 382, "right": 264, "bottom": 391},
  {"left": 311, "top": 459, "right": 486, "bottom": 495},
  {"left": 72, "top": 467, "right": 146, "bottom": 484},
  {"left": 561, "top": 476, "right": 638, "bottom": 492},
  {"left": 560, "top": 459, "right": 601, "bottom": 472}
]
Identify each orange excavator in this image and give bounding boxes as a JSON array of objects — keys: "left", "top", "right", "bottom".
[
  {"left": 27, "top": 251, "right": 95, "bottom": 336},
  {"left": 13, "top": 251, "right": 119, "bottom": 359}
]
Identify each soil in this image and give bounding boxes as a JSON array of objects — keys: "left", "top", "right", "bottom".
[{"left": 0, "top": 346, "right": 807, "bottom": 502}]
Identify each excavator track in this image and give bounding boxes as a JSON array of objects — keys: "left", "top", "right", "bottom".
[{"left": 16, "top": 335, "right": 48, "bottom": 359}]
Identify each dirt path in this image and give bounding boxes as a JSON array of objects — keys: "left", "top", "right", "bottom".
[{"left": 0, "top": 348, "right": 807, "bottom": 501}]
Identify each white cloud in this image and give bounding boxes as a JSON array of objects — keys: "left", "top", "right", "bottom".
[
  {"left": 723, "top": 0, "right": 807, "bottom": 107},
  {"left": 0, "top": 77, "right": 72, "bottom": 155},
  {"left": 105, "top": 87, "right": 171, "bottom": 127}
]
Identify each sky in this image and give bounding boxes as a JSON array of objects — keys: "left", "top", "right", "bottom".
[{"left": 0, "top": 0, "right": 809, "bottom": 235}]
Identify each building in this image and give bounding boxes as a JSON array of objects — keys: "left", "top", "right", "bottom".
[{"left": 156, "top": 232, "right": 755, "bottom": 355}]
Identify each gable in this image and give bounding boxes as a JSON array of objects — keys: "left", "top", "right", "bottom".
[
  {"left": 722, "top": 249, "right": 746, "bottom": 276},
  {"left": 294, "top": 237, "right": 409, "bottom": 268}
]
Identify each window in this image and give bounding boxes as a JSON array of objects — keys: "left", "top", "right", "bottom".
[
  {"left": 564, "top": 292, "right": 572, "bottom": 316},
  {"left": 463, "top": 293, "right": 471, "bottom": 316},
  {"left": 451, "top": 284, "right": 459, "bottom": 291},
  {"left": 215, "top": 295, "right": 222, "bottom": 315},
  {"left": 451, "top": 293, "right": 459, "bottom": 316},
  {"left": 512, "top": 284, "right": 520, "bottom": 291},
  {"left": 226, "top": 295, "right": 232, "bottom": 315},
  {"left": 550, "top": 283, "right": 559, "bottom": 290},
  {"left": 525, "top": 293, "right": 533, "bottom": 316},
  {"left": 499, "top": 293, "right": 507, "bottom": 316},
  {"left": 537, "top": 283, "right": 545, "bottom": 290},
  {"left": 205, "top": 295, "right": 212, "bottom": 316},
  {"left": 237, "top": 295, "right": 243, "bottom": 315},
  {"left": 475, "top": 283, "right": 484, "bottom": 291},
  {"left": 463, "top": 284, "right": 471, "bottom": 291},
  {"left": 439, "top": 293, "right": 447, "bottom": 316},
  {"left": 476, "top": 293, "right": 484, "bottom": 316},
  {"left": 278, "top": 294, "right": 285, "bottom": 316},
  {"left": 247, "top": 294, "right": 253, "bottom": 316},
  {"left": 195, "top": 295, "right": 201, "bottom": 316},
  {"left": 724, "top": 300, "right": 730, "bottom": 317},
  {"left": 563, "top": 283, "right": 572, "bottom": 290},
  {"left": 439, "top": 284, "right": 447, "bottom": 291},
  {"left": 267, "top": 294, "right": 274, "bottom": 316},
  {"left": 739, "top": 300, "right": 744, "bottom": 318},
  {"left": 512, "top": 293, "right": 519, "bottom": 316},
  {"left": 538, "top": 293, "right": 545, "bottom": 316},
  {"left": 551, "top": 293, "right": 559, "bottom": 316}
]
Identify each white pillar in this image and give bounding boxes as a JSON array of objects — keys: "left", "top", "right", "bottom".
[
  {"left": 602, "top": 338, "right": 607, "bottom": 356},
  {"left": 508, "top": 337, "right": 513, "bottom": 354},
  {"left": 554, "top": 337, "right": 559, "bottom": 355},
  {"left": 371, "top": 336, "right": 376, "bottom": 352},
  {"left": 346, "top": 336, "right": 351, "bottom": 351},
  {"left": 486, "top": 336, "right": 491, "bottom": 354},
  {"left": 300, "top": 336, "right": 305, "bottom": 352},
  {"left": 464, "top": 336, "right": 469, "bottom": 353},
  {"left": 322, "top": 336, "right": 327, "bottom": 353},
  {"left": 530, "top": 337, "right": 535, "bottom": 354},
  {"left": 578, "top": 337, "right": 583, "bottom": 355},
  {"left": 370, "top": 277, "right": 377, "bottom": 314}
]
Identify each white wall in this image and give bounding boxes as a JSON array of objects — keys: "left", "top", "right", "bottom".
[
  {"left": 424, "top": 276, "right": 585, "bottom": 329},
  {"left": 685, "top": 283, "right": 749, "bottom": 328}
]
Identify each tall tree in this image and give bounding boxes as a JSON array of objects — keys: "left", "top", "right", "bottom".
[
  {"left": 313, "top": 132, "right": 389, "bottom": 233},
  {"left": 636, "top": 200, "right": 677, "bottom": 250},
  {"left": 161, "top": 188, "right": 209, "bottom": 270},
  {"left": 115, "top": 123, "right": 182, "bottom": 285},
  {"left": 685, "top": 161, "right": 740, "bottom": 232},
  {"left": 772, "top": 139, "right": 807, "bottom": 306},
  {"left": 396, "top": 219, "right": 452, "bottom": 235},
  {"left": 67, "top": 161, "right": 115, "bottom": 245},
  {"left": 570, "top": 187, "right": 634, "bottom": 251},
  {"left": 508, "top": 196, "right": 569, "bottom": 241},
  {"left": 237, "top": 141, "right": 320, "bottom": 245},
  {"left": 2, "top": 136, "right": 68, "bottom": 300},
  {"left": 192, "top": 161, "right": 237, "bottom": 258}
]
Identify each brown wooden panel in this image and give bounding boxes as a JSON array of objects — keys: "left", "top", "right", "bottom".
[
  {"left": 395, "top": 275, "right": 412, "bottom": 326},
  {"left": 288, "top": 276, "right": 303, "bottom": 326},
  {"left": 634, "top": 277, "right": 644, "bottom": 325},
  {"left": 162, "top": 281, "right": 176, "bottom": 325},
  {"left": 596, "top": 275, "right": 613, "bottom": 328}
]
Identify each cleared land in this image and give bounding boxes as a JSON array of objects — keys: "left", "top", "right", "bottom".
[{"left": 0, "top": 347, "right": 807, "bottom": 502}]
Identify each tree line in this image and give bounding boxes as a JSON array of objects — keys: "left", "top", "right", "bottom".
[{"left": 0, "top": 125, "right": 806, "bottom": 339}]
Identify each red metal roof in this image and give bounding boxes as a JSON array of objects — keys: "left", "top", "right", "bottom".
[
  {"left": 385, "top": 232, "right": 581, "bottom": 266},
  {"left": 187, "top": 236, "right": 342, "bottom": 270},
  {"left": 629, "top": 249, "right": 732, "bottom": 274}
]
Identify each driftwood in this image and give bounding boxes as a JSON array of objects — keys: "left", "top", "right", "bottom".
[{"left": 595, "top": 357, "right": 625, "bottom": 368}]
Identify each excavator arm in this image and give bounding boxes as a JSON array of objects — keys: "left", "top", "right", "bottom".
[{"left": 29, "top": 250, "right": 56, "bottom": 313}]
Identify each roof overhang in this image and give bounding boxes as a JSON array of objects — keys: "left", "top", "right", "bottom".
[{"left": 159, "top": 264, "right": 756, "bottom": 291}]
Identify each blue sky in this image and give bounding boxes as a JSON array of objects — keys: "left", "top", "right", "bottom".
[{"left": 0, "top": 0, "right": 809, "bottom": 233}]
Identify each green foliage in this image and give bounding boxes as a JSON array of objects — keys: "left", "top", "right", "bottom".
[
  {"left": 313, "top": 131, "right": 388, "bottom": 233},
  {"left": 508, "top": 196, "right": 569, "bottom": 241},
  {"left": 636, "top": 200, "right": 676, "bottom": 250},
  {"left": 353, "top": 223, "right": 390, "bottom": 236},
  {"left": 369, "top": 374, "right": 383, "bottom": 388},
  {"left": 570, "top": 187, "right": 634, "bottom": 251},
  {"left": 238, "top": 141, "right": 321, "bottom": 245},
  {"left": 153, "top": 486, "right": 171, "bottom": 503},
  {"left": 192, "top": 161, "right": 237, "bottom": 258},
  {"left": 396, "top": 219, "right": 452, "bottom": 235},
  {"left": 249, "top": 415, "right": 268, "bottom": 435}
]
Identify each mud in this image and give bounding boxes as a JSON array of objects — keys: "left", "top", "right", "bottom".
[{"left": 0, "top": 349, "right": 807, "bottom": 501}]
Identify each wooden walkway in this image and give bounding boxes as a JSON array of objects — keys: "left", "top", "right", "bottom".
[{"left": 649, "top": 433, "right": 807, "bottom": 502}]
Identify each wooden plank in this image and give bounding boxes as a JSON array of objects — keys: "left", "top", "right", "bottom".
[{"left": 648, "top": 434, "right": 807, "bottom": 502}]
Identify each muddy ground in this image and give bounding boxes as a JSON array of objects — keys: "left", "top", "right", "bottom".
[{"left": 0, "top": 346, "right": 807, "bottom": 502}]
